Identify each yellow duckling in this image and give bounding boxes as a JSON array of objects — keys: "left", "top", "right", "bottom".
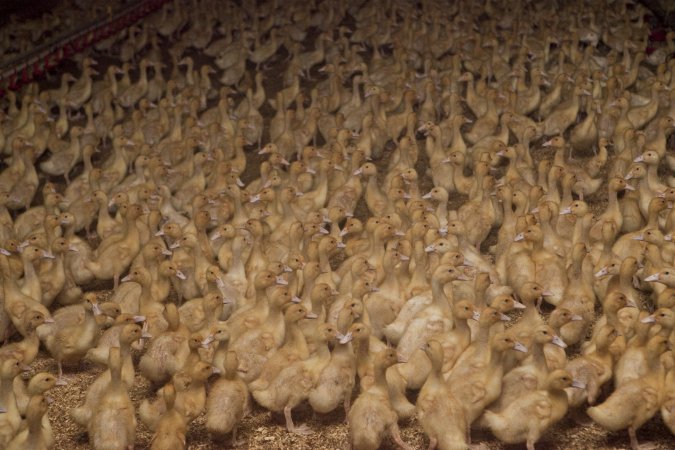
[
  {"left": 448, "top": 332, "right": 528, "bottom": 441},
  {"left": 149, "top": 383, "right": 187, "bottom": 450},
  {"left": 416, "top": 340, "right": 468, "bottom": 450},
  {"left": 12, "top": 371, "right": 62, "bottom": 447},
  {"left": 85, "top": 313, "right": 146, "bottom": 366},
  {"left": 84, "top": 203, "right": 144, "bottom": 288},
  {"left": 72, "top": 324, "right": 143, "bottom": 427},
  {"left": 87, "top": 346, "right": 136, "bottom": 450},
  {"left": 139, "top": 303, "right": 190, "bottom": 385},
  {"left": 250, "top": 323, "right": 338, "bottom": 435},
  {"left": 205, "top": 351, "right": 250, "bottom": 446},
  {"left": 308, "top": 318, "right": 357, "bottom": 416},
  {"left": 587, "top": 335, "right": 669, "bottom": 450},
  {"left": 0, "top": 357, "right": 23, "bottom": 447},
  {"left": 6, "top": 395, "right": 50, "bottom": 450},
  {"left": 565, "top": 326, "right": 618, "bottom": 414},
  {"left": 483, "top": 369, "right": 582, "bottom": 450},
  {"left": 495, "top": 325, "right": 568, "bottom": 409},
  {"left": 348, "top": 348, "right": 413, "bottom": 450},
  {"left": 662, "top": 355, "right": 675, "bottom": 436},
  {"left": 36, "top": 292, "right": 102, "bottom": 381},
  {"left": 0, "top": 310, "right": 46, "bottom": 365},
  {"left": 140, "top": 360, "right": 218, "bottom": 429}
]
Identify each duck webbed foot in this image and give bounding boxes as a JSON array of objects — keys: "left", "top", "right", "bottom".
[
  {"left": 284, "top": 406, "right": 313, "bottom": 435},
  {"left": 230, "top": 425, "right": 245, "bottom": 447},
  {"left": 629, "top": 426, "right": 659, "bottom": 450},
  {"left": 388, "top": 423, "right": 413, "bottom": 450}
]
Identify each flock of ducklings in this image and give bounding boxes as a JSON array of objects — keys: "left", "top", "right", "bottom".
[
  {"left": 0, "top": 0, "right": 126, "bottom": 67},
  {"left": 0, "top": 0, "right": 675, "bottom": 449}
]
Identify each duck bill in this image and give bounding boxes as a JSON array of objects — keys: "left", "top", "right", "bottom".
[
  {"left": 551, "top": 335, "right": 567, "bottom": 348},
  {"left": 338, "top": 332, "right": 353, "bottom": 344},
  {"left": 571, "top": 380, "right": 586, "bottom": 389},
  {"left": 513, "top": 342, "right": 528, "bottom": 353},
  {"left": 644, "top": 273, "right": 660, "bottom": 282}
]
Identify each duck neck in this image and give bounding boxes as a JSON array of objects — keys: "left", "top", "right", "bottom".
[
  {"left": 372, "top": 359, "right": 389, "bottom": 389},
  {"left": 487, "top": 344, "right": 506, "bottom": 371},
  {"left": 646, "top": 164, "right": 661, "bottom": 191},
  {"left": 547, "top": 171, "right": 561, "bottom": 202},
  {"left": 355, "top": 334, "right": 370, "bottom": 366},
  {"left": 0, "top": 372, "right": 15, "bottom": 403},
  {"left": 522, "top": 298, "right": 540, "bottom": 324},
  {"left": 284, "top": 321, "right": 309, "bottom": 356},
  {"left": 454, "top": 316, "right": 471, "bottom": 341},
  {"left": 618, "top": 270, "right": 634, "bottom": 293},
  {"left": 501, "top": 195, "right": 514, "bottom": 225},
  {"left": 317, "top": 247, "right": 332, "bottom": 274},
  {"left": 531, "top": 341, "right": 548, "bottom": 372}
]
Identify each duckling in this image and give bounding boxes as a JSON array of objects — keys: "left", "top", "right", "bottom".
[
  {"left": 205, "top": 351, "right": 250, "bottom": 445},
  {"left": 395, "top": 300, "right": 479, "bottom": 391},
  {"left": 85, "top": 203, "right": 144, "bottom": 288},
  {"left": 495, "top": 325, "right": 568, "bottom": 410},
  {"left": 139, "top": 303, "right": 190, "bottom": 385},
  {"left": 662, "top": 357, "right": 675, "bottom": 436},
  {"left": 348, "top": 348, "right": 413, "bottom": 450},
  {"left": 149, "top": 383, "right": 187, "bottom": 450},
  {"left": 12, "top": 371, "right": 62, "bottom": 444},
  {"left": 546, "top": 308, "right": 583, "bottom": 369},
  {"left": 36, "top": 292, "right": 101, "bottom": 380},
  {"left": 6, "top": 395, "right": 50, "bottom": 450},
  {"left": 1, "top": 249, "right": 53, "bottom": 338},
  {"left": 416, "top": 340, "right": 468, "bottom": 450},
  {"left": 140, "top": 360, "right": 218, "bottom": 429},
  {"left": 448, "top": 332, "right": 528, "bottom": 438},
  {"left": 565, "top": 326, "right": 618, "bottom": 412},
  {"left": 483, "top": 369, "right": 581, "bottom": 450},
  {"left": 87, "top": 346, "right": 136, "bottom": 450},
  {"left": 252, "top": 323, "right": 340, "bottom": 434},
  {"left": 177, "top": 291, "right": 226, "bottom": 334},
  {"left": 587, "top": 335, "right": 669, "bottom": 450},
  {"left": 73, "top": 324, "right": 143, "bottom": 427},
  {"left": 84, "top": 314, "right": 145, "bottom": 366},
  {"left": 0, "top": 357, "right": 23, "bottom": 447},
  {"left": 0, "top": 310, "right": 46, "bottom": 365},
  {"left": 308, "top": 321, "right": 357, "bottom": 416},
  {"left": 395, "top": 265, "right": 467, "bottom": 361},
  {"left": 230, "top": 286, "right": 294, "bottom": 382}
]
